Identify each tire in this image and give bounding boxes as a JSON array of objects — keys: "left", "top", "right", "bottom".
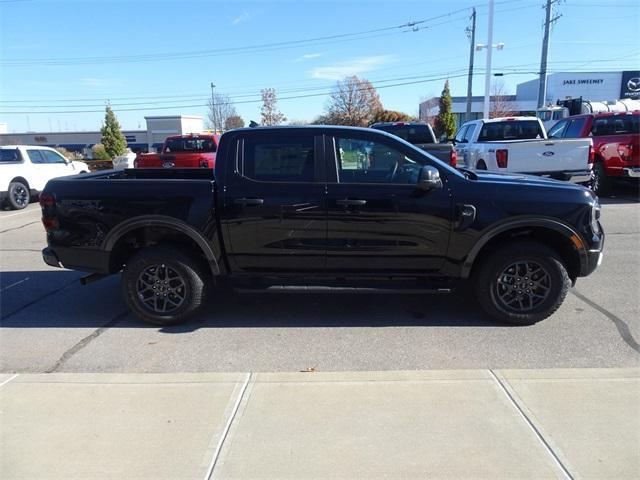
[
  {"left": 122, "top": 246, "right": 210, "bottom": 326},
  {"left": 7, "top": 181, "right": 30, "bottom": 210},
  {"left": 592, "top": 162, "right": 611, "bottom": 196},
  {"left": 474, "top": 241, "right": 570, "bottom": 325},
  {"left": 476, "top": 160, "right": 487, "bottom": 170}
]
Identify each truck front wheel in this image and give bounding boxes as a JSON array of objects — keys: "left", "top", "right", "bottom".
[
  {"left": 122, "top": 246, "right": 210, "bottom": 326},
  {"left": 592, "top": 163, "right": 612, "bottom": 196},
  {"left": 474, "top": 241, "right": 570, "bottom": 325}
]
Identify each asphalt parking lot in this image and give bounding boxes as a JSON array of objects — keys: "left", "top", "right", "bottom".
[{"left": 1, "top": 187, "right": 639, "bottom": 374}]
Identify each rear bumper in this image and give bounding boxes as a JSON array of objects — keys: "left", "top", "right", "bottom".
[
  {"left": 553, "top": 170, "right": 593, "bottom": 184},
  {"left": 42, "top": 246, "right": 111, "bottom": 274},
  {"left": 623, "top": 167, "right": 640, "bottom": 178}
]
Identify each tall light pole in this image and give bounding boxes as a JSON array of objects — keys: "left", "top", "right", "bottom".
[
  {"left": 465, "top": 8, "right": 476, "bottom": 123},
  {"left": 476, "top": 0, "right": 504, "bottom": 119},
  {"left": 537, "top": 0, "right": 561, "bottom": 108},
  {"left": 210, "top": 82, "right": 217, "bottom": 133}
]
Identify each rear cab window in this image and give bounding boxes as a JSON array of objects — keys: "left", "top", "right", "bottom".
[
  {"left": 591, "top": 115, "right": 640, "bottom": 136},
  {"left": 478, "top": 120, "right": 544, "bottom": 141},
  {"left": 164, "top": 136, "right": 217, "bottom": 153},
  {"left": 371, "top": 124, "right": 435, "bottom": 144},
  {"left": 454, "top": 125, "right": 469, "bottom": 143}
]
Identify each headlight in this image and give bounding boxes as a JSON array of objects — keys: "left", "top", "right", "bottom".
[{"left": 591, "top": 199, "right": 601, "bottom": 234}]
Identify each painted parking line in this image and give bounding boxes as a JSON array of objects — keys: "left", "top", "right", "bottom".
[{"left": 1, "top": 277, "right": 30, "bottom": 293}]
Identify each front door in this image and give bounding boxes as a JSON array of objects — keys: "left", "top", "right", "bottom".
[
  {"left": 222, "top": 132, "right": 326, "bottom": 273},
  {"left": 325, "top": 132, "right": 453, "bottom": 274}
]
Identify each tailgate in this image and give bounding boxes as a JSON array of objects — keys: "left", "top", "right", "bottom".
[{"left": 496, "top": 139, "right": 591, "bottom": 173}]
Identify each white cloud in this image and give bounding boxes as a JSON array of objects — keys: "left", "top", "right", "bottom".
[
  {"left": 309, "top": 55, "right": 395, "bottom": 80},
  {"left": 293, "top": 52, "right": 323, "bottom": 63},
  {"left": 80, "top": 77, "right": 117, "bottom": 88},
  {"left": 232, "top": 11, "right": 250, "bottom": 26}
]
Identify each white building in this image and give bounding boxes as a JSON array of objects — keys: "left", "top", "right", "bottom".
[
  {"left": 0, "top": 115, "right": 205, "bottom": 155},
  {"left": 420, "top": 70, "right": 640, "bottom": 127}
]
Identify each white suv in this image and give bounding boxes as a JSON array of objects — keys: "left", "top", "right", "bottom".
[{"left": 0, "top": 146, "right": 89, "bottom": 210}]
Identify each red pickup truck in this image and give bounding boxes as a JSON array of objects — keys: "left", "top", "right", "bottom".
[
  {"left": 135, "top": 134, "right": 219, "bottom": 169},
  {"left": 548, "top": 111, "right": 639, "bottom": 195}
]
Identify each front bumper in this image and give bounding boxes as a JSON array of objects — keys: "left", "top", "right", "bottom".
[
  {"left": 581, "top": 229, "right": 605, "bottom": 277},
  {"left": 623, "top": 167, "right": 640, "bottom": 178}
]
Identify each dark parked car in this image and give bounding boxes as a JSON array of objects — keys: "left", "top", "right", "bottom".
[{"left": 40, "top": 126, "right": 604, "bottom": 326}]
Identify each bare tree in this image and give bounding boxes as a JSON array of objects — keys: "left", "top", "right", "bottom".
[
  {"left": 324, "top": 76, "right": 383, "bottom": 127},
  {"left": 207, "top": 93, "right": 238, "bottom": 132},
  {"left": 224, "top": 115, "right": 245, "bottom": 130},
  {"left": 260, "top": 88, "right": 286, "bottom": 126},
  {"left": 490, "top": 80, "right": 516, "bottom": 119}
]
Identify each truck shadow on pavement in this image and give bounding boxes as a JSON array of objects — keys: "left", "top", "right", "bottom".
[{"left": 1, "top": 271, "right": 503, "bottom": 329}]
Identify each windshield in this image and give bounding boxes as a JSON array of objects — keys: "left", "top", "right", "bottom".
[
  {"left": 371, "top": 124, "right": 435, "bottom": 144},
  {"left": 164, "top": 137, "right": 216, "bottom": 153},
  {"left": 478, "top": 120, "right": 544, "bottom": 141}
]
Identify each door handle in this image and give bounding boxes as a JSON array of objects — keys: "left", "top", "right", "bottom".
[
  {"left": 336, "top": 199, "right": 367, "bottom": 207},
  {"left": 234, "top": 198, "right": 264, "bottom": 206}
]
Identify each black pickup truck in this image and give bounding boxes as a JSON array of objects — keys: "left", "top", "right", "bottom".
[{"left": 40, "top": 126, "right": 604, "bottom": 326}]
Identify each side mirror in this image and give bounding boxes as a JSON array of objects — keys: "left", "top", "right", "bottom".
[{"left": 417, "top": 165, "right": 443, "bottom": 191}]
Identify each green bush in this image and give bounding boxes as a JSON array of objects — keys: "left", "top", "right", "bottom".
[{"left": 92, "top": 143, "right": 111, "bottom": 160}]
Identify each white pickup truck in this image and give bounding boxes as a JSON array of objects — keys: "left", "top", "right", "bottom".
[
  {"left": 0, "top": 145, "right": 89, "bottom": 210},
  {"left": 453, "top": 117, "right": 593, "bottom": 184}
]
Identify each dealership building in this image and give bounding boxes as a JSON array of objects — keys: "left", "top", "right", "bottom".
[
  {"left": 0, "top": 115, "right": 205, "bottom": 156},
  {"left": 419, "top": 70, "right": 640, "bottom": 126}
]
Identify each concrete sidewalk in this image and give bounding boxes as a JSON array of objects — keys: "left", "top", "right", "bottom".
[{"left": 1, "top": 369, "right": 639, "bottom": 479}]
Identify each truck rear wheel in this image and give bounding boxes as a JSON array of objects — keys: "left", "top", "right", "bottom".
[
  {"left": 474, "top": 241, "right": 570, "bottom": 325},
  {"left": 122, "top": 246, "right": 210, "bottom": 326}
]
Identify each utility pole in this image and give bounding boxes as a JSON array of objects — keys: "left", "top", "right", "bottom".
[
  {"left": 465, "top": 7, "right": 476, "bottom": 122},
  {"left": 537, "top": 0, "right": 562, "bottom": 108},
  {"left": 210, "top": 82, "right": 217, "bottom": 133},
  {"left": 483, "top": 0, "right": 494, "bottom": 119}
]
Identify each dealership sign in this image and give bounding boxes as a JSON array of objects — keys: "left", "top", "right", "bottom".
[{"left": 620, "top": 71, "right": 640, "bottom": 99}]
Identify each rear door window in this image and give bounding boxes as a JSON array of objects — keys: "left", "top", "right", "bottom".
[
  {"left": 26, "top": 150, "right": 47, "bottom": 164},
  {"left": 41, "top": 150, "right": 67, "bottom": 164},
  {"left": 242, "top": 134, "right": 316, "bottom": 182}
]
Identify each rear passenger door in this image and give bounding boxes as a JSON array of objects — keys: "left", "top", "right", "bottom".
[{"left": 222, "top": 132, "right": 327, "bottom": 273}]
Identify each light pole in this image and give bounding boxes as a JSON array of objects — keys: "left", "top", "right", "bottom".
[
  {"left": 210, "top": 82, "right": 217, "bottom": 133},
  {"left": 475, "top": 0, "right": 504, "bottom": 118}
]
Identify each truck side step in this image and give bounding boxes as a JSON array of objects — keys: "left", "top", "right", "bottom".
[{"left": 234, "top": 285, "right": 452, "bottom": 294}]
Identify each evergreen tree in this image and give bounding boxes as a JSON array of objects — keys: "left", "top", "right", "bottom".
[
  {"left": 434, "top": 80, "right": 457, "bottom": 140},
  {"left": 100, "top": 105, "right": 127, "bottom": 158}
]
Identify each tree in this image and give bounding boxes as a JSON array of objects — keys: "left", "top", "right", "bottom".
[
  {"left": 490, "top": 80, "right": 516, "bottom": 119},
  {"left": 370, "top": 109, "right": 414, "bottom": 124},
  {"left": 323, "top": 76, "right": 382, "bottom": 126},
  {"left": 260, "top": 88, "right": 286, "bottom": 126},
  {"left": 100, "top": 105, "right": 127, "bottom": 158},
  {"left": 224, "top": 115, "right": 245, "bottom": 130},
  {"left": 208, "top": 92, "right": 240, "bottom": 132},
  {"left": 433, "top": 80, "right": 456, "bottom": 140},
  {"left": 91, "top": 143, "right": 110, "bottom": 160}
]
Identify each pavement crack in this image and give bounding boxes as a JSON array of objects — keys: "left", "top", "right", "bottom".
[
  {"left": 570, "top": 289, "right": 640, "bottom": 354},
  {"left": 45, "top": 311, "right": 129, "bottom": 373},
  {"left": 0, "top": 221, "right": 40, "bottom": 234}
]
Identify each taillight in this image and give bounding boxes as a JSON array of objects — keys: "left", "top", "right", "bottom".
[
  {"left": 42, "top": 217, "right": 59, "bottom": 231},
  {"left": 450, "top": 149, "right": 457, "bottom": 168},
  {"left": 39, "top": 192, "right": 55, "bottom": 208},
  {"left": 589, "top": 145, "right": 595, "bottom": 164},
  {"left": 496, "top": 149, "right": 508, "bottom": 168}
]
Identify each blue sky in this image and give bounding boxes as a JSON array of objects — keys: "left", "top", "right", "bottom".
[{"left": 1, "top": 0, "right": 639, "bottom": 133}]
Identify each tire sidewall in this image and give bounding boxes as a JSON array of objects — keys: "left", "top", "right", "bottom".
[
  {"left": 122, "top": 249, "right": 207, "bottom": 325},
  {"left": 8, "top": 182, "right": 30, "bottom": 210}
]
